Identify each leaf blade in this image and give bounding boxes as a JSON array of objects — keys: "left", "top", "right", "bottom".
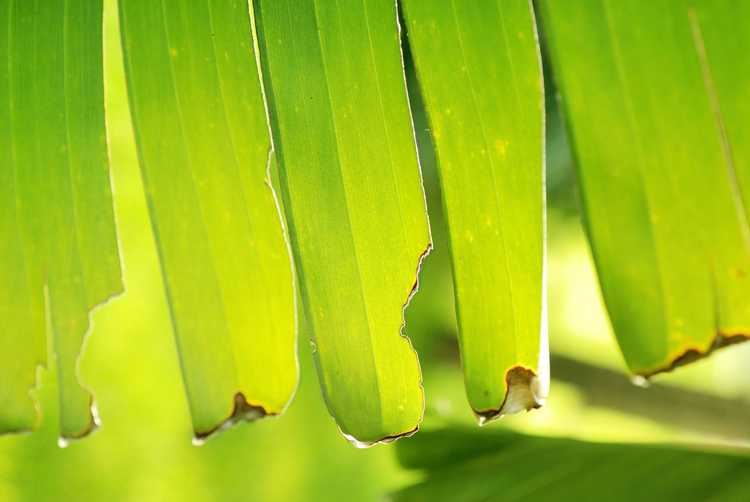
[
  {"left": 1, "top": 0, "right": 123, "bottom": 439},
  {"left": 539, "top": 0, "right": 750, "bottom": 375},
  {"left": 118, "top": 0, "right": 297, "bottom": 438},
  {"left": 394, "top": 428, "right": 750, "bottom": 501},
  {"left": 402, "top": 0, "right": 547, "bottom": 419},
  {"left": 254, "top": 0, "right": 430, "bottom": 444}
]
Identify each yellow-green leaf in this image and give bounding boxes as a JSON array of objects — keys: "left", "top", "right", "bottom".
[
  {"left": 539, "top": 0, "right": 750, "bottom": 376},
  {"left": 0, "top": 0, "right": 122, "bottom": 440},
  {"left": 402, "top": 0, "right": 547, "bottom": 420},
  {"left": 118, "top": 0, "right": 297, "bottom": 440},
  {"left": 254, "top": 0, "right": 431, "bottom": 445}
]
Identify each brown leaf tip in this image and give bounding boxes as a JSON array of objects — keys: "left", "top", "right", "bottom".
[
  {"left": 192, "top": 392, "right": 273, "bottom": 445},
  {"left": 475, "top": 366, "right": 545, "bottom": 426},
  {"left": 639, "top": 332, "right": 750, "bottom": 380}
]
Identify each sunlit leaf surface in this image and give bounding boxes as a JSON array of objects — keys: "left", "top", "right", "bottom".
[
  {"left": 0, "top": 0, "right": 122, "bottom": 439},
  {"left": 394, "top": 427, "right": 750, "bottom": 501},
  {"left": 402, "top": 0, "right": 547, "bottom": 420},
  {"left": 118, "top": 0, "right": 297, "bottom": 439},
  {"left": 539, "top": 0, "right": 750, "bottom": 376},
  {"left": 254, "top": 0, "right": 430, "bottom": 444}
]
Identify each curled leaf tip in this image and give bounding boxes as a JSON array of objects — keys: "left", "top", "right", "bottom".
[{"left": 475, "top": 366, "right": 545, "bottom": 426}]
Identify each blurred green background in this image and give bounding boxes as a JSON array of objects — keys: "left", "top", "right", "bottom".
[{"left": 2, "top": 2, "right": 750, "bottom": 501}]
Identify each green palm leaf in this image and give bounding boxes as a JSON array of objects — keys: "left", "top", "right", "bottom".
[
  {"left": 254, "top": 0, "right": 431, "bottom": 445},
  {"left": 539, "top": 0, "right": 750, "bottom": 376},
  {"left": 0, "top": 0, "right": 122, "bottom": 440},
  {"left": 394, "top": 427, "right": 750, "bottom": 501},
  {"left": 402, "top": 0, "right": 547, "bottom": 420},
  {"left": 118, "top": 0, "right": 297, "bottom": 440}
]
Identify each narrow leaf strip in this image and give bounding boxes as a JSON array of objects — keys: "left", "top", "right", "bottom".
[
  {"left": 402, "top": 0, "right": 547, "bottom": 421},
  {"left": 254, "top": 0, "right": 431, "bottom": 445},
  {"left": 118, "top": 0, "right": 297, "bottom": 439},
  {"left": 539, "top": 0, "right": 750, "bottom": 376},
  {"left": 1, "top": 0, "right": 122, "bottom": 440}
]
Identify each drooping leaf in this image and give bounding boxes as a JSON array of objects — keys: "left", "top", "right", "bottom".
[
  {"left": 253, "top": 0, "right": 431, "bottom": 444},
  {"left": 538, "top": 0, "right": 750, "bottom": 376},
  {"left": 402, "top": 0, "right": 547, "bottom": 420},
  {"left": 0, "top": 0, "right": 122, "bottom": 439},
  {"left": 118, "top": 0, "right": 297, "bottom": 440},
  {"left": 394, "top": 427, "right": 750, "bottom": 501}
]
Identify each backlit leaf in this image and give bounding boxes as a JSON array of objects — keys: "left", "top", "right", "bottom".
[
  {"left": 539, "top": 0, "right": 750, "bottom": 376},
  {"left": 118, "top": 0, "right": 297, "bottom": 440},
  {"left": 0, "top": 0, "right": 122, "bottom": 440},
  {"left": 254, "top": 0, "right": 431, "bottom": 445},
  {"left": 402, "top": 0, "right": 547, "bottom": 420}
]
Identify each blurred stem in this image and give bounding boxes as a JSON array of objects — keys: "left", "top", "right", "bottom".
[{"left": 551, "top": 353, "right": 750, "bottom": 443}]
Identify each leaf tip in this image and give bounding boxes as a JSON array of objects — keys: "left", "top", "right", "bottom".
[
  {"left": 58, "top": 397, "right": 101, "bottom": 448},
  {"left": 191, "top": 393, "right": 273, "bottom": 446},
  {"left": 474, "top": 366, "right": 546, "bottom": 426},
  {"left": 340, "top": 424, "right": 420, "bottom": 449},
  {"left": 636, "top": 332, "right": 750, "bottom": 381}
]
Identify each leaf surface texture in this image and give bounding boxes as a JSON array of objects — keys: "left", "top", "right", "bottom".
[
  {"left": 0, "top": 0, "right": 122, "bottom": 439},
  {"left": 254, "top": 0, "right": 431, "bottom": 444},
  {"left": 539, "top": 0, "right": 750, "bottom": 375},
  {"left": 118, "top": 0, "right": 297, "bottom": 438},
  {"left": 402, "top": 0, "right": 547, "bottom": 419}
]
